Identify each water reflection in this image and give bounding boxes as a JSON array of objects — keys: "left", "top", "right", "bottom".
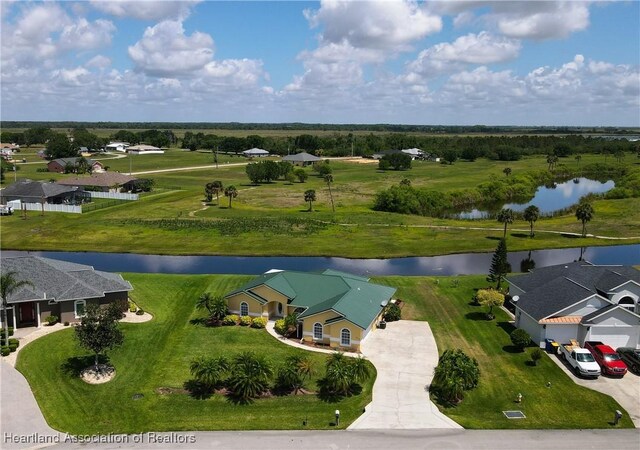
[
  {"left": 457, "top": 178, "right": 614, "bottom": 219},
  {"left": 3, "top": 244, "right": 638, "bottom": 276}
]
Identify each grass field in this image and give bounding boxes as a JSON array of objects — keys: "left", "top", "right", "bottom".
[
  {"left": 2, "top": 153, "right": 638, "bottom": 257},
  {"left": 15, "top": 274, "right": 375, "bottom": 434},
  {"left": 15, "top": 273, "right": 632, "bottom": 432}
]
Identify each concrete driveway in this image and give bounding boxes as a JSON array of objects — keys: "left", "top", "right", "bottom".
[
  {"left": 549, "top": 353, "right": 640, "bottom": 427},
  {"left": 348, "top": 320, "right": 461, "bottom": 429}
]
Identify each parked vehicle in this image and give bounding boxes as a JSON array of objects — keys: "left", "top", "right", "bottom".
[
  {"left": 584, "top": 341, "right": 627, "bottom": 377},
  {"left": 616, "top": 347, "right": 640, "bottom": 374},
  {"left": 557, "top": 340, "right": 601, "bottom": 378},
  {"left": 0, "top": 205, "right": 13, "bottom": 216}
]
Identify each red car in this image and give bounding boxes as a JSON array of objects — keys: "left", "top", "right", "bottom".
[{"left": 584, "top": 341, "right": 628, "bottom": 377}]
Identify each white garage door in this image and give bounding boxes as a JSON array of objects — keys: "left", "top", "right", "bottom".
[{"left": 588, "top": 327, "right": 639, "bottom": 349}]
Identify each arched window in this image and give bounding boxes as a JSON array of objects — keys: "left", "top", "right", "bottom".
[
  {"left": 277, "top": 302, "right": 283, "bottom": 315},
  {"left": 74, "top": 300, "right": 86, "bottom": 319},
  {"left": 340, "top": 328, "right": 351, "bottom": 347},
  {"left": 618, "top": 297, "right": 636, "bottom": 312},
  {"left": 240, "top": 302, "right": 249, "bottom": 317},
  {"left": 313, "top": 322, "right": 323, "bottom": 340}
]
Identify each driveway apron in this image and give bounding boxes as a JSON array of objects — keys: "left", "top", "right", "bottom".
[{"left": 348, "top": 320, "right": 461, "bottom": 429}]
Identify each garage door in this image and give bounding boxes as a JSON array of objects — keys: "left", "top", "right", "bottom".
[{"left": 588, "top": 327, "right": 639, "bottom": 349}]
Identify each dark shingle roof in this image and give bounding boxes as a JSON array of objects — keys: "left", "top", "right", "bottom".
[
  {"left": 0, "top": 180, "right": 79, "bottom": 200},
  {"left": 50, "top": 157, "right": 97, "bottom": 166},
  {"left": 0, "top": 256, "right": 132, "bottom": 304},
  {"left": 58, "top": 172, "right": 136, "bottom": 188},
  {"left": 508, "top": 262, "right": 640, "bottom": 321}
]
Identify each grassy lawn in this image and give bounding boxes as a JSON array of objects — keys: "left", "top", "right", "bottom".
[
  {"left": 377, "top": 275, "right": 635, "bottom": 429},
  {"left": 15, "top": 274, "right": 374, "bottom": 434},
  {"left": 2, "top": 154, "right": 639, "bottom": 257}
]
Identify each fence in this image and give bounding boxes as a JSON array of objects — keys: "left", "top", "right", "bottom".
[
  {"left": 89, "top": 191, "right": 139, "bottom": 201},
  {"left": 18, "top": 203, "right": 82, "bottom": 214}
]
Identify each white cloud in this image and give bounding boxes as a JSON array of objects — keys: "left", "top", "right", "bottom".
[
  {"left": 60, "top": 18, "right": 116, "bottom": 50},
  {"left": 91, "top": 0, "right": 200, "bottom": 21},
  {"left": 51, "top": 67, "right": 92, "bottom": 87},
  {"left": 86, "top": 55, "right": 112, "bottom": 69},
  {"left": 201, "top": 59, "right": 265, "bottom": 86},
  {"left": 128, "top": 20, "right": 214, "bottom": 77},
  {"left": 305, "top": 0, "right": 442, "bottom": 51},
  {"left": 407, "top": 32, "right": 521, "bottom": 77}
]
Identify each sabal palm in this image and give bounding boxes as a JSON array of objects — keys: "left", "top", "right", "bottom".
[
  {"left": 1, "top": 272, "right": 33, "bottom": 338},
  {"left": 190, "top": 356, "right": 229, "bottom": 390},
  {"left": 496, "top": 208, "right": 514, "bottom": 238},
  {"left": 522, "top": 205, "right": 540, "bottom": 238},
  {"left": 224, "top": 185, "right": 238, "bottom": 208},
  {"left": 575, "top": 201, "right": 594, "bottom": 237},
  {"left": 304, "top": 189, "right": 316, "bottom": 211},
  {"left": 324, "top": 174, "right": 335, "bottom": 212},
  {"left": 228, "top": 352, "right": 273, "bottom": 402},
  {"left": 211, "top": 180, "right": 224, "bottom": 204},
  {"left": 196, "top": 292, "right": 215, "bottom": 315}
]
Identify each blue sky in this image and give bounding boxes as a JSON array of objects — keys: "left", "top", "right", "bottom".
[{"left": 1, "top": 1, "right": 639, "bottom": 126}]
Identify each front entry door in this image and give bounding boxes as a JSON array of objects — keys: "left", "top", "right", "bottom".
[{"left": 19, "top": 302, "right": 35, "bottom": 324}]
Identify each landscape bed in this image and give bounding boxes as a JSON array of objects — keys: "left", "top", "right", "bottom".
[{"left": 15, "top": 273, "right": 633, "bottom": 433}]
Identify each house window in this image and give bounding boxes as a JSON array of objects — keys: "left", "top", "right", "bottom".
[
  {"left": 240, "top": 302, "right": 249, "bottom": 317},
  {"left": 340, "top": 328, "right": 351, "bottom": 347},
  {"left": 618, "top": 297, "right": 636, "bottom": 312},
  {"left": 277, "top": 303, "right": 283, "bottom": 315},
  {"left": 74, "top": 300, "right": 86, "bottom": 318},
  {"left": 313, "top": 322, "right": 323, "bottom": 340}
]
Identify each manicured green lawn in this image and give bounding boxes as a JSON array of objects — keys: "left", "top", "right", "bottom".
[
  {"left": 377, "top": 275, "right": 635, "bottom": 429},
  {"left": 15, "top": 274, "right": 374, "bottom": 434},
  {"left": 2, "top": 154, "right": 639, "bottom": 257}
]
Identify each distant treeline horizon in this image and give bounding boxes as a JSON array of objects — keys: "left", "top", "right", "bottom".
[{"left": 2, "top": 121, "right": 638, "bottom": 135}]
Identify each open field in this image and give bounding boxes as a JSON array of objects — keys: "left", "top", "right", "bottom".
[
  {"left": 16, "top": 274, "right": 632, "bottom": 432},
  {"left": 15, "top": 274, "right": 375, "bottom": 434},
  {"left": 1, "top": 153, "right": 639, "bottom": 257}
]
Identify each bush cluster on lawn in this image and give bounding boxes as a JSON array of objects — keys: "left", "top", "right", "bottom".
[
  {"left": 222, "top": 315, "right": 239, "bottom": 326},
  {"left": 431, "top": 348, "right": 480, "bottom": 405},
  {"left": 383, "top": 303, "right": 401, "bottom": 322},
  {"left": 188, "top": 351, "right": 370, "bottom": 403},
  {"left": 239, "top": 316, "right": 252, "bottom": 326},
  {"left": 510, "top": 329, "right": 532, "bottom": 351},
  {"left": 250, "top": 317, "right": 267, "bottom": 328}
]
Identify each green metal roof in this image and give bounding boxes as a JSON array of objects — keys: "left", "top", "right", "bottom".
[{"left": 226, "top": 269, "right": 396, "bottom": 330}]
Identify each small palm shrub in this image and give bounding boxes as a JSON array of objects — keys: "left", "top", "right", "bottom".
[
  {"left": 128, "top": 301, "right": 137, "bottom": 312},
  {"left": 530, "top": 348, "right": 543, "bottom": 366},
  {"left": 383, "top": 303, "right": 401, "bottom": 322},
  {"left": 251, "top": 317, "right": 267, "bottom": 328},
  {"left": 510, "top": 329, "right": 531, "bottom": 351},
  {"left": 239, "top": 316, "right": 252, "bottom": 326},
  {"left": 228, "top": 352, "right": 273, "bottom": 402},
  {"left": 222, "top": 315, "right": 239, "bottom": 326},
  {"left": 45, "top": 315, "right": 58, "bottom": 326},
  {"left": 274, "top": 319, "right": 287, "bottom": 335},
  {"left": 135, "top": 309, "right": 145, "bottom": 316},
  {"left": 431, "top": 348, "right": 480, "bottom": 404}
]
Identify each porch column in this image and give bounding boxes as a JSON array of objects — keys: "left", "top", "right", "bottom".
[
  {"left": 12, "top": 306, "right": 17, "bottom": 329},
  {"left": 36, "top": 302, "right": 41, "bottom": 328}
]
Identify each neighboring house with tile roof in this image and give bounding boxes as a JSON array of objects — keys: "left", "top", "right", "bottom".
[
  {"left": 224, "top": 269, "right": 396, "bottom": 351},
  {"left": 507, "top": 261, "right": 640, "bottom": 349},
  {"left": 0, "top": 256, "right": 132, "bottom": 329}
]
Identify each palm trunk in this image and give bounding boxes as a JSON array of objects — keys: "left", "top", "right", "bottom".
[
  {"left": 308, "top": 201, "right": 312, "bottom": 212},
  {"left": 95, "top": 353, "right": 100, "bottom": 371},
  {"left": 328, "top": 185, "right": 335, "bottom": 212},
  {"left": 2, "top": 300, "right": 8, "bottom": 344},
  {"left": 582, "top": 221, "right": 586, "bottom": 237},
  {"left": 530, "top": 222, "right": 534, "bottom": 237},
  {"left": 503, "top": 223, "right": 507, "bottom": 238},
  {"left": 228, "top": 197, "right": 232, "bottom": 208}
]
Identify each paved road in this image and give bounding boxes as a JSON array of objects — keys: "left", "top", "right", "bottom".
[
  {"left": 0, "top": 361, "right": 58, "bottom": 449},
  {"left": 549, "top": 351, "right": 640, "bottom": 427},
  {"left": 349, "top": 320, "right": 461, "bottom": 429},
  {"left": 39, "top": 429, "right": 640, "bottom": 450}
]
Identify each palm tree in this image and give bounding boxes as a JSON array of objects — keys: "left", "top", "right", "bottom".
[
  {"left": 431, "top": 349, "right": 480, "bottom": 404},
  {"left": 276, "top": 355, "right": 314, "bottom": 394},
  {"left": 349, "top": 357, "right": 370, "bottom": 385},
  {"left": 546, "top": 154, "right": 558, "bottom": 171},
  {"left": 224, "top": 185, "right": 238, "bottom": 208},
  {"left": 190, "top": 356, "right": 229, "bottom": 391},
  {"left": 324, "top": 174, "right": 335, "bottom": 212},
  {"left": 324, "top": 352, "right": 352, "bottom": 396},
  {"left": 211, "top": 180, "right": 224, "bottom": 204},
  {"left": 196, "top": 293, "right": 227, "bottom": 323},
  {"left": 522, "top": 205, "right": 540, "bottom": 238},
  {"left": 575, "top": 201, "right": 594, "bottom": 237},
  {"left": 575, "top": 154, "right": 582, "bottom": 175},
  {"left": 496, "top": 208, "right": 514, "bottom": 238},
  {"left": 304, "top": 189, "right": 316, "bottom": 212},
  {"left": 1, "top": 272, "right": 33, "bottom": 339},
  {"left": 503, "top": 167, "right": 511, "bottom": 177},
  {"left": 228, "top": 352, "right": 273, "bottom": 402},
  {"left": 196, "top": 292, "right": 215, "bottom": 315}
]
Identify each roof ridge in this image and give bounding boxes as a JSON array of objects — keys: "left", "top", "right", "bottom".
[{"left": 563, "top": 276, "right": 593, "bottom": 292}]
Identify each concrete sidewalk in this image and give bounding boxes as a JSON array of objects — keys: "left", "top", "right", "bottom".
[{"left": 349, "top": 320, "right": 461, "bottom": 429}]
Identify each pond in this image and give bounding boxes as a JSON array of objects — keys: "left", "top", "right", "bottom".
[
  {"left": 456, "top": 177, "right": 614, "bottom": 219},
  {"left": 3, "top": 244, "right": 638, "bottom": 276}
]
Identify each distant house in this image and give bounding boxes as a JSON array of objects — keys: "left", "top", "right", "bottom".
[
  {"left": 372, "top": 149, "right": 424, "bottom": 160},
  {"left": 242, "top": 148, "right": 270, "bottom": 158},
  {"left": 105, "top": 142, "right": 129, "bottom": 152},
  {"left": 0, "top": 255, "right": 132, "bottom": 329},
  {"left": 126, "top": 144, "right": 164, "bottom": 155},
  {"left": 0, "top": 149, "right": 14, "bottom": 160},
  {"left": 283, "top": 151, "right": 322, "bottom": 166},
  {"left": 508, "top": 261, "right": 640, "bottom": 349},
  {"left": 58, "top": 172, "right": 138, "bottom": 193},
  {"left": 225, "top": 269, "right": 396, "bottom": 351},
  {"left": 47, "top": 157, "right": 104, "bottom": 174},
  {"left": 0, "top": 179, "right": 87, "bottom": 205}
]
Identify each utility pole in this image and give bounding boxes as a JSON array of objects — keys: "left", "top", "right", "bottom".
[
  {"left": 215, "top": 145, "right": 219, "bottom": 169},
  {"left": 129, "top": 151, "right": 132, "bottom": 175}
]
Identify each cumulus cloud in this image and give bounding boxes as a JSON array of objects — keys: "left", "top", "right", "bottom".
[
  {"left": 128, "top": 20, "right": 214, "bottom": 77},
  {"left": 407, "top": 32, "right": 521, "bottom": 77},
  {"left": 86, "top": 55, "right": 112, "bottom": 69},
  {"left": 90, "top": 0, "right": 200, "bottom": 21},
  {"left": 60, "top": 18, "right": 116, "bottom": 50},
  {"left": 305, "top": 0, "right": 442, "bottom": 51}
]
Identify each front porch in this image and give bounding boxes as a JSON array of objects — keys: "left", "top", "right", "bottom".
[{"left": 2, "top": 302, "right": 43, "bottom": 329}]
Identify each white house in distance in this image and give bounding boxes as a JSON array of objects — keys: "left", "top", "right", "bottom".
[
  {"left": 242, "top": 148, "right": 269, "bottom": 158},
  {"left": 507, "top": 261, "right": 640, "bottom": 349},
  {"left": 401, "top": 148, "right": 424, "bottom": 159},
  {"left": 105, "top": 142, "right": 129, "bottom": 152},
  {"left": 126, "top": 144, "right": 164, "bottom": 155}
]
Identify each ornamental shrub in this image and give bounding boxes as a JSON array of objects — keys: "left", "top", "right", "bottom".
[
  {"left": 530, "top": 348, "right": 543, "bottom": 366},
  {"left": 510, "top": 329, "right": 531, "bottom": 351},
  {"left": 222, "top": 315, "right": 239, "bottom": 326},
  {"left": 274, "top": 319, "right": 287, "bottom": 336},
  {"left": 1, "top": 347, "right": 9, "bottom": 357},
  {"left": 8, "top": 338, "right": 18, "bottom": 348},
  {"left": 45, "top": 315, "right": 58, "bottom": 326},
  {"left": 251, "top": 317, "right": 267, "bottom": 329},
  {"left": 383, "top": 303, "right": 401, "bottom": 322},
  {"left": 239, "top": 316, "right": 252, "bottom": 326},
  {"left": 64, "top": 322, "right": 70, "bottom": 326},
  {"left": 135, "top": 309, "right": 145, "bottom": 316},
  {"left": 9, "top": 343, "right": 18, "bottom": 352}
]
